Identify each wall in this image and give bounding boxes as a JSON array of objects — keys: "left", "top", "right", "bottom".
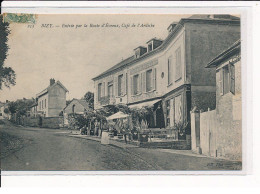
[
  {"left": 215, "top": 59, "right": 242, "bottom": 161},
  {"left": 37, "top": 93, "right": 48, "bottom": 116},
  {"left": 48, "top": 84, "right": 67, "bottom": 117},
  {"left": 24, "top": 117, "right": 39, "bottom": 127},
  {"left": 186, "top": 22, "right": 240, "bottom": 112},
  {"left": 94, "top": 69, "right": 128, "bottom": 110},
  {"left": 190, "top": 55, "right": 242, "bottom": 161},
  {"left": 42, "top": 117, "right": 63, "bottom": 129},
  {"left": 186, "top": 22, "right": 240, "bottom": 87},
  {"left": 64, "top": 99, "right": 86, "bottom": 114},
  {"left": 200, "top": 110, "right": 217, "bottom": 157}
]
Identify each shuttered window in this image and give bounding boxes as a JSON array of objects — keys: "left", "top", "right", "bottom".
[
  {"left": 175, "top": 47, "right": 182, "bottom": 81},
  {"left": 146, "top": 69, "right": 153, "bottom": 92},
  {"left": 118, "top": 74, "right": 123, "bottom": 96},
  {"left": 168, "top": 57, "right": 173, "bottom": 85},
  {"left": 229, "top": 63, "right": 235, "bottom": 94},
  {"left": 219, "top": 63, "right": 235, "bottom": 96},
  {"left": 98, "top": 83, "right": 102, "bottom": 100},
  {"left": 107, "top": 81, "right": 113, "bottom": 97},
  {"left": 133, "top": 74, "right": 139, "bottom": 95}
]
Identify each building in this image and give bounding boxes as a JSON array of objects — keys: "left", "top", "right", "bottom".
[
  {"left": 92, "top": 15, "right": 240, "bottom": 140},
  {"left": 63, "top": 98, "right": 91, "bottom": 125},
  {"left": 0, "top": 103, "right": 8, "bottom": 120},
  {"left": 36, "top": 79, "right": 69, "bottom": 117},
  {"left": 205, "top": 40, "right": 241, "bottom": 160}
]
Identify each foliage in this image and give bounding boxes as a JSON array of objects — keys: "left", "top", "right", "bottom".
[
  {"left": 82, "top": 91, "right": 94, "bottom": 110},
  {"left": 4, "top": 107, "right": 9, "bottom": 114},
  {"left": 7, "top": 98, "right": 35, "bottom": 115},
  {"left": 173, "top": 120, "right": 189, "bottom": 137},
  {"left": 0, "top": 15, "right": 16, "bottom": 89}
]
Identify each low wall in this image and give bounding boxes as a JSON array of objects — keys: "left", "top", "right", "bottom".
[
  {"left": 42, "top": 117, "right": 63, "bottom": 129},
  {"left": 140, "top": 140, "right": 191, "bottom": 150},
  {"left": 24, "top": 117, "right": 39, "bottom": 127},
  {"left": 22, "top": 116, "right": 63, "bottom": 129}
]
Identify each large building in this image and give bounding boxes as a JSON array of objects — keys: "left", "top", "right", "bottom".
[
  {"left": 35, "top": 79, "right": 69, "bottom": 117},
  {"left": 92, "top": 15, "right": 240, "bottom": 140}
]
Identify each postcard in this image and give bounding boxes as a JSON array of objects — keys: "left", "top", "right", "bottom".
[{"left": 0, "top": 11, "right": 246, "bottom": 175}]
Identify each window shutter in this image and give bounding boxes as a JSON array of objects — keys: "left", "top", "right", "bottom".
[
  {"left": 124, "top": 73, "right": 127, "bottom": 95},
  {"left": 131, "top": 76, "right": 133, "bottom": 95},
  {"left": 114, "top": 76, "right": 118, "bottom": 97},
  {"left": 153, "top": 68, "right": 157, "bottom": 90},
  {"left": 219, "top": 69, "right": 224, "bottom": 96},
  {"left": 229, "top": 63, "right": 235, "bottom": 94},
  {"left": 138, "top": 74, "right": 142, "bottom": 94},
  {"left": 142, "top": 72, "right": 146, "bottom": 92},
  {"left": 103, "top": 82, "right": 106, "bottom": 97}
]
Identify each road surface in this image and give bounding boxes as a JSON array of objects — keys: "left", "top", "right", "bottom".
[{"left": 0, "top": 121, "right": 242, "bottom": 171}]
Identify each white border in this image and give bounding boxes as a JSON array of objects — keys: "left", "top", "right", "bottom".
[{"left": 0, "top": 1, "right": 255, "bottom": 178}]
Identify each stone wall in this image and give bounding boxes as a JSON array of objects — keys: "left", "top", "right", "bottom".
[
  {"left": 42, "top": 117, "right": 63, "bottom": 129},
  {"left": 23, "top": 117, "right": 39, "bottom": 127}
]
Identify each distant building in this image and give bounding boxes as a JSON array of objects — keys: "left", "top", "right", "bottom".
[
  {"left": 206, "top": 40, "right": 241, "bottom": 160},
  {"left": 0, "top": 102, "right": 10, "bottom": 120},
  {"left": 63, "top": 98, "right": 91, "bottom": 125},
  {"left": 36, "top": 79, "right": 69, "bottom": 117},
  {"left": 92, "top": 15, "right": 240, "bottom": 140}
]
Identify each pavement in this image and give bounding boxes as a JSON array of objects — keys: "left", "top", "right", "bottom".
[{"left": 0, "top": 121, "right": 242, "bottom": 171}]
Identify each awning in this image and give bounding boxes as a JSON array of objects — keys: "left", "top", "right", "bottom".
[
  {"left": 106, "top": 111, "right": 129, "bottom": 120},
  {"left": 128, "top": 99, "right": 161, "bottom": 109}
]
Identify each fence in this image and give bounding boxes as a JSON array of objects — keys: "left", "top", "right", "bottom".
[{"left": 191, "top": 109, "right": 217, "bottom": 157}]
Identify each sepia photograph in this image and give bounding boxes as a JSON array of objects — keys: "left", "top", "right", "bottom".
[{"left": 0, "top": 12, "right": 242, "bottom": 172}]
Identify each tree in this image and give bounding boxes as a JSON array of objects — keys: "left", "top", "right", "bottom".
[
  {"left": 7, "top": 98, "right": 34, "bottom": 115},
  {"left": 82, "top": 91, "right": 94, "bottom": 110},
  {"left": 0, "top": 15, "right": 16, "bottom": 89}
]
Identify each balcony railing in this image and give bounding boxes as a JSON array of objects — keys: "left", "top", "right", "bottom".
[{"left": 99, "top": 95, "right": 116, "bottom": 106}]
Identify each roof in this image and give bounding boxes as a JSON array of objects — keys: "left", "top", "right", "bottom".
[
  {"left": 206, "top": 39, "right": 241, "bottom": 68},
  {"left": 64, "top": 98, "right": 89, "bottom": 111},
  {"left": 36, "top": 80, "right": 69, "bottom": 98},
  {"left": 92, "top": 15, "right": 240, "bottom": 81}
]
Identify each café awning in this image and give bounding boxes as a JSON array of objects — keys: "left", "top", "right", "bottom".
[
  {"left": 106, "top": 111, "right": 129, "bottom": 120},
  {"left": 128, "top": 99, "right": 161, "bottom": 109}
]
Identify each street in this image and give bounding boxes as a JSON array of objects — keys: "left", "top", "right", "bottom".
[{"left": 0, "top": 122, "right": 242, "bottom": 171}]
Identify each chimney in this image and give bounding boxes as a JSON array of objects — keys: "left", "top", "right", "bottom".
[{"left": 50, "top": 78, "right": 55, "bottom": 86}]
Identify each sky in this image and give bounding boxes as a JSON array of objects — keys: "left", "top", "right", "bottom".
[{"left": 0, "top": 14, "right": 192, "bottom": 102}]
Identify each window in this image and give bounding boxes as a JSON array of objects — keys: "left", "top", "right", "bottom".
[
  {"left": 107, "top": 81, "right": 113, "bottom": 97},
  {"left": 166, "top": 100, "right": 171, "bottom": 127},
  {"left": 175, "top": 47, "right": 182, "bottom": 81},
  {"left": 72, "top": 104, "right": 75, "bottom": 114},
  {"left": 219, "top": 64, "right": 235, "bottom": 95},
  {"left": 98, "top": 83, "right": 102, "bottom": 100},
  {"left": 148, "top": 43, "right": 153, "bottom": 52},
  {"left": 42, "top": 100, "right": 43, "bottom": 109},
  {"left": 146, "top": 69, "right": 153, "bottom": 92},
  {"left": 118, "top": 74, "right": 123, "bottom": 96},
  {"left": 168, "top": 57, "right": 173, "bottom": 85},
  {"left": 133, "top": 74, "right": 140, "bottom": 95},
  {"left": 45, "top": 99, "right": 46, "bottom": 108},
  {"left": 39, "top": 102, "right": 41, "bottom": 110}
]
